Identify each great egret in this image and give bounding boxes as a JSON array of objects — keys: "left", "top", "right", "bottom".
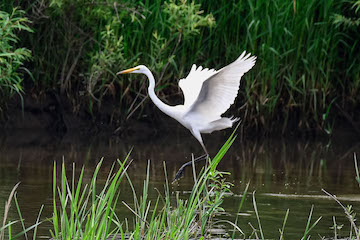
[{"left": 118, "top": 51, "right": 256, "bottom": 180}]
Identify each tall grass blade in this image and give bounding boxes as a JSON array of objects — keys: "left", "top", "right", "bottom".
[
  {"left": 301, "top": 205, "right": 322, "bottom": 240},
  {"left": 252, "top": 191, "right": 265, "bottom": 240},
  {"left": 0, "top": 182, "right": 20, "bottom": 240},
  {"left": 232, "top": 182, "right": 249, "bottom": 239},
  {"left": 279, "top": 209, "right": 290, "bottom": 240}
]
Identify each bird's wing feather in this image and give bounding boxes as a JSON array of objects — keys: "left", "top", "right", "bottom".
[
  {"left": 185, "top": 51, "right": 256, "bottom": 121},
  {"left": 178, "top": 64, "right": 218, "bottom": 109}
]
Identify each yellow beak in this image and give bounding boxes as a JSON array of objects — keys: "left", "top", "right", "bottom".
[{"left": 117, "top": 67, "right": 139, "bottom": 75}]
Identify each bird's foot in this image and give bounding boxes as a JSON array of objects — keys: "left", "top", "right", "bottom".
[
  {"left": 172, "top": 154, "right": 209, "bottom": 183},
  {"left": 173, "top": 166, "right": 186, "bottom": 184}
]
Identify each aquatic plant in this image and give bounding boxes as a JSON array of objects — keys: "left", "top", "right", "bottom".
[
  {"left": 0, "top": 183, "right": 42, "bottom": 240},
  {"left": 50, "top": 158, "right": 130, "bottom": 239},
  {"left": 320, "top": 154, "right": 360, "bottom": 240},
  {"left": 122, "top": 132, "right": 237, "bottom": 239},
  {"left": 46, "top": 129, "right": 238, "bottom": 240}
]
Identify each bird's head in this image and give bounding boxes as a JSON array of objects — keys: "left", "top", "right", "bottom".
[{"left": 117, "top": 65, "right": 148, "bottom": 75}]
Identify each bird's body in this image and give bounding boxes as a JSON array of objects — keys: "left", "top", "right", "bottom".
[{"left": 118, "top": 51, "right": 256, "bottom": 156}]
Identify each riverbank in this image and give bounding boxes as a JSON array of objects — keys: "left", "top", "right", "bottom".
[{"left": 2, "top": 91, "right": 359, "bottom": 142}]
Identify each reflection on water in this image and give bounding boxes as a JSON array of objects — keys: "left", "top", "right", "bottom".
[{"left": 0, "top": 127, "right": 359, "bottom": 239}]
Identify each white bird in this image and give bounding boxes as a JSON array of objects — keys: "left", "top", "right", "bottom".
[{"left": 118, "top": 51, "right": 256, "bottom": 179}]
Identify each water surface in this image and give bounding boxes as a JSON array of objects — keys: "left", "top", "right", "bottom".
[{"left": 0, "top": 127, "right": 359, "bottom": 239}]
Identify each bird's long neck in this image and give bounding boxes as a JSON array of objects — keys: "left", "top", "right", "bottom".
[{"left": 144, "top": 68, "right": 174, "bottom": 116}]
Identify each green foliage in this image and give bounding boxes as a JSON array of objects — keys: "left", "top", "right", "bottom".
[
  {"left": 333, "top": 0, "right": 360, "bottom": 27},
  {"left": 0, "top": 8, "right": 32, "bottom": 108},
  {"left": 201, "top": 170, "right": 233, "bottom": 235},
  {"left": 24, "top": 0, "right": 215, "bottom": 117},
  {"left": 87, "top": 24, "right": 125, "bottom": 103},
  {"left": 164, "top": 0, "right": 215, "bottom": 38},
  {"left": 50, "top": 157, "right": 130, "bottom": 240},
  {"left": 149, "top": 0, "right": 215, "bottom": 75},
  {"left": 198, "top": 0, "right": 358, "bottom": 132},
  {"left": 2, "top": 0, "right": 360, "bottom": 133}
]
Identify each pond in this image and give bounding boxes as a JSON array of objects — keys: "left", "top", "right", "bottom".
[{"left": 0, "top": 126, "right": 359, "bottom": 239}]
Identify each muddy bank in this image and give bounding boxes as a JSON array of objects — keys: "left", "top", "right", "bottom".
[{"left": 1, "top": 91, "right": 160, "bottom": 136}]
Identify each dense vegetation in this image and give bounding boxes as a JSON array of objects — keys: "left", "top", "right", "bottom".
[{"left": 0, "top": 0, "right": 359, "bottom": 134}]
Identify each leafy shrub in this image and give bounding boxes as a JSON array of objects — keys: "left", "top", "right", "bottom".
[
  {"left": 0, "top": 8, "right": 32, "bottom": 110},
  {"left": 24, "top": 0, "right": 214, "bottom": 118}
]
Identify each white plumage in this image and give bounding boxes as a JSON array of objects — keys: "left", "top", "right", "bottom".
[
  {"left": 117, "top": 51, "right": 256, "bottom": 155},
  {"left": 179, "top": 65, "right": 218, "bottom": 109}
]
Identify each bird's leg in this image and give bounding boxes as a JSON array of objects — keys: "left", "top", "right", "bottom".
[
  {"left": 201, "top": 144, "right": 209, "bottom": 163},
  {"left": 173, "top": 129, "right": 210, "bottom": 182},
  {"left": 173, "top": 153, "right": 208, "bottom": 183}
]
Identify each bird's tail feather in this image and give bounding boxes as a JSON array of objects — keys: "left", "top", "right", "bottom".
[
  {"left": 203, "top": 116, "right": 240, "bottom": 133},
  {"left": 229, "top": 116, "right": 240, "bottom": 124}
]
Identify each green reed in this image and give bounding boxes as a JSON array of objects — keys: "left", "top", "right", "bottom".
[
  {"left": 194, "top": 0, "right": 358, "bottom": 133},
  {"left": 1, "top": 0, "right": 359, "bottom": 133},
  {"left": 50, "top": 157, "right": 130, "bottom": 240}
]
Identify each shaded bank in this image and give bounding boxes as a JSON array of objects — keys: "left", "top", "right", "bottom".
[{"left": 1, "top": 91, "right": 359, "bottom": 139}]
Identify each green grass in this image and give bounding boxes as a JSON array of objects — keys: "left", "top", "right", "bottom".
[
  {"left": 1, "top": 0, "right": 359, "bottom": 133},
  {"left": 50, "top": 157, "right": 130, "bottom": 240}
]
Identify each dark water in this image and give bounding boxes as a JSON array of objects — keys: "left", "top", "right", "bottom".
[{"left": 0, "top": 127, "right": 359, "bottom": 239}]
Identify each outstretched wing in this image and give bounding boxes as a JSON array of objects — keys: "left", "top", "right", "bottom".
[
  {"left": 178, "top": 65, "right": 218, "bottom": 109},
  {"left": 185, "top": 51, "right": 256, "bottom": 121}
]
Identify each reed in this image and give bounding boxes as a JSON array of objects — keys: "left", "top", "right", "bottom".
[
  {"left": 0, "top": 183, "right": 42, "bottom": 240},
  {"left": 50, "top": 157, "right": 130, "bottom": 240},
  {"left": 1, "top": 0, "right": 359, "bottom": 133}
]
